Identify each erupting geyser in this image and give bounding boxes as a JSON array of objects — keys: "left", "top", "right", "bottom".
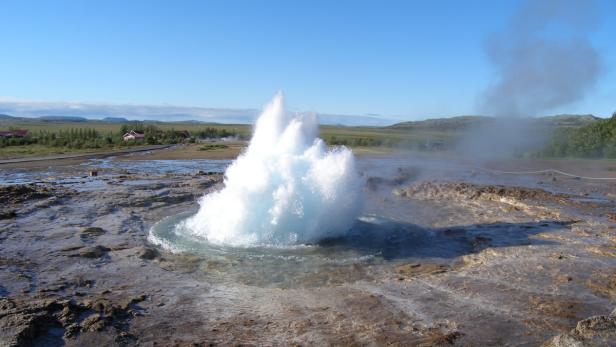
[{"left": 183, "top": 92, "right": 363, "bottom": 246}]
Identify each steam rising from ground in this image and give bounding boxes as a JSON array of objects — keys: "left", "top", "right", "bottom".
[
  {"left": 481, "top": 0, "right": 601, "bottom": 117},
  {"left": 184, "top": 92, "right": 363, "bottom": 246},
  {"left": 464, "top": 0, "right": 602, "bottom": 159}
]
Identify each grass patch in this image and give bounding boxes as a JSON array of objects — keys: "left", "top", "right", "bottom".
[
  {"left": 0, "top": 144, "right": 158, "bottom": 160},
  {"left": 0, "top": 145, "right": 100, "bottom": 160},
  {"left": 0, "top": 119, "right": 251, "bottom": 137},
  {"left": 199, "top": 144, "right": 230, "bottom": 151}
]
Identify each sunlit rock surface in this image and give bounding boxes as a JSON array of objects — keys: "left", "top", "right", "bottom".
[{"left": 1, "top": 153, "right": 615, "bottom": 346}]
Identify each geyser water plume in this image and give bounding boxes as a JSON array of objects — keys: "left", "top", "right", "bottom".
[{"left": 184, "top": 92, "right": 363, "bottom": 246}]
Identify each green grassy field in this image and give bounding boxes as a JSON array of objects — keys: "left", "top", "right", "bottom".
[
  {"left": 0, "top": 119, "right": 451, "bottom": 142},
  {"left": 0, "top": 119, "right": 252, "bottom": 137},
  {"left": 0, "top": 144, "right": 104, "bottom": 159},
  {"left": 0, "top": 120, "right": 253, "bottom": 159},
  {"left": 0, "top": 118, "right": 463, "bottom": 159},
  {"left": 320, "top": 125, "right": 458, "bottom": 148},
  {"left": 2, "top": 114, "right": 607, "bottom": 159}
]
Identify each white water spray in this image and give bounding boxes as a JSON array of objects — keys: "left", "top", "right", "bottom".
[{"left": 184, "top": 92, "right": 363, "bottom": 246}]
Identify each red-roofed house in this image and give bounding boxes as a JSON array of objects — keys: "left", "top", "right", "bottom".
[
  {"left": 0, "top": 129, "right": 29, "bottom": 138},
  {"left": 122, "top": 130, "right": 145, "bottom": 141}
]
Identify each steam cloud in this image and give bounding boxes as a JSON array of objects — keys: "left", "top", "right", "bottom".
[
  {"left": 481, "top": 0, "right": 601, "bottom": 117},
  {"left": 462, "top": 0, "right": 602, "bottom": 159},
  {"left": 184, "top": 92, "right": 363, "bottom": 246}
]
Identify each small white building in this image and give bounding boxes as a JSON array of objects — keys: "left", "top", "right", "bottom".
[{"left": 122, "top": 130, "right": 145, "bottom": 141}]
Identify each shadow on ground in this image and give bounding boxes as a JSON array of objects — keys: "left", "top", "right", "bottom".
[{"left": 318, "top": 218, "right": 570, "bottom": 261}]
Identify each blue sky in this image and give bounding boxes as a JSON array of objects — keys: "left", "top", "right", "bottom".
[{"left": 1, "top": 0, "right": 615, "bottom": 122}]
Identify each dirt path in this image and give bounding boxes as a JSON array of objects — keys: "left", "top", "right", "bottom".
[
  {"left": 0, "top": 145, "right": 174, "bottom": 165},
  {"left": 117, "top": 142, "right": 246, "bottom": 161},
  {"left": 0, "top": 145, "right": 177, "bottom": 169}
]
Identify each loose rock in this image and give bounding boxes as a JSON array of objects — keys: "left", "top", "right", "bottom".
[
  {"left": 79, "top": 246, "right": 110, "bottom": 258},
  {"left": 137, "top": 247, "right": 160, "bottom": 260}
]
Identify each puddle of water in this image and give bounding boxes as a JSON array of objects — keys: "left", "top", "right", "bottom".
[
  {"left": 148, "top": 211, "right": 384, "bottom": 287},
  {"left": 148, "top": 208, "right": 490, "bottom": 289},
  {"left": 87, "top": 158, "right": 232, "bottom": 175},
  {"left": 0, "top": 158, "right": 231, "bottom": 185}
]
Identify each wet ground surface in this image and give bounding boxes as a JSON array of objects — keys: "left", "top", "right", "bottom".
[{"left": 1, "top": 152, "right": 615, "bottom": 346}]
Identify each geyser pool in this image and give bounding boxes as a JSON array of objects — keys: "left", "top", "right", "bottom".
[
  {"left": 148, "top": 212, "right": 383, "bottom": 288},
  {"left": 148, "top": 212, "right": 448, "bottom": 288},
  {"left": 156, "top": 92, "right": 363, "bottom": 247}
]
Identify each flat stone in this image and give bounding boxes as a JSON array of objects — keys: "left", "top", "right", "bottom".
[
  {"left": 79, "top": 246, "right": 110, "bottom": 258},
  {"left": 137, "top": 247, "right": 159, "bottom": 260}
]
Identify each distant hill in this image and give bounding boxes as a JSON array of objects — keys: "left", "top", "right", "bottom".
[
  {"left": 0, "top": 114, "right": 92, "bottom": 123},
  {"left": 0, "top": 114, "right": 30, "bottom": 122},
  {"left": 0, "top": 114, "right": 16, "bottom": 120},
  {"left": 389, "top": 116, "right": 491, "bottom": 130},
  {"left": 0, "top": 112, "right": 602, "bottom": 131},
  {"left": 39, "top": 116, "right": 88, "bottom": 122},
  {"left": 535, "top": 114, "right": 600, "bottom": 127},
  {"left": 390, "top": 114, "right": 600, "bottom": 131},
  {"left": 101, "top": 117, "right": 129, "bottom": 123},
  {"left": 173, "top": 120, "right": 218, "bottom": 125},
  {"left": 0, "top": 98, "right": 402, "bottom": 126},
  {"left": 542, "top": 113, "right": 616, "bottom": 158}
]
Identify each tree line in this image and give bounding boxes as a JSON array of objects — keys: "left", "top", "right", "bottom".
[
  {"left": 4, "top": 115, "right": 616, "bottom": 158},
  {"left": 0, "top": 124, "right": 242, "bottom": 149},
  {"left": 540, "top": 112, "right": 616, "bottom": 158},
  {"left": 325, "top": 135, "right": 450, "bottom": 151}
]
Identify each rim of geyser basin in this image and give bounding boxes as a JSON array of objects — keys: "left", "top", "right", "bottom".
[
  {"left": 148, "top": 211, "right": 390, "bottom": 289},
  {"left": 148, "top": 210, "right": 331, "bottom": 254},
  {"left": 147, "top": 211, "right": 393, "bottom": 264}
]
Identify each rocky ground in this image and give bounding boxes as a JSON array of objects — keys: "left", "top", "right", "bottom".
[{"left": 0, "top": 154, "right": 615, "bottom": 346}]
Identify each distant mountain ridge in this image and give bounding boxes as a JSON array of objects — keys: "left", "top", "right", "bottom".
[
  {"left": 0, "top": 114, "right": 211, "bottom": 124},
  {"left": 0, "top": 111, "right": 396, "bottom": 127},
  {"left": 535, "top": 114, "right": 600, "bottom": 127},
  {"left": 0, "top": 112, "right": 602, "bottom": 129},
  {"left": 101, "top": 117, "right": 129, "bottom": 123},
  {"left": 390, "top": 114, "right": 600, "bottom": 130},
  {"left": 38, "top": 115, "right": 88, "bottom": 122},
  {"left": 389, "top": 115, "right": 489, "bottom": 130},
  {"left": 0, "top": 100, "right": 398, "bottom": 126}
]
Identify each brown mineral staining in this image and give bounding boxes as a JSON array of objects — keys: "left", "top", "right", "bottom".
[
  {"left": 542, "top": 308, "right": 616, "bottom": 347},
  {"left": 395, "top": 181, "right": 569, "bottom": 203},
  {"left": 2, "top": 155, "right": 616, "bottom": 345},
  {"left": 0, "top": 184, "right": 55, "bottom": 204},
  {"left": 586, "top": 273, "right": 616, "bottom": 300},
  {"left": 78, "top": 245, "right": 111, "bottom": 259},
  {"left": 0, "top": 295, "right": 144, "bottom": 346},
  {"left": 137, "top": 246, "right": 160, "bottom": 260},
  {"left": 395, "top": 262, "right": 450, "bottom": 278},
  {"left": 585, "top": 245, "right": 616, "bottom": 258}
]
